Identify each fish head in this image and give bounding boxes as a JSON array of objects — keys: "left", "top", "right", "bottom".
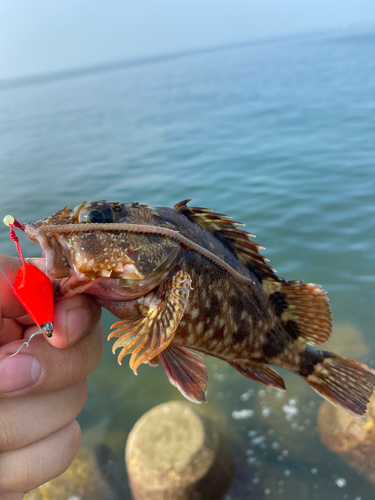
[{"left": 24, "top": 200, "right": 180, "bottom": 299}]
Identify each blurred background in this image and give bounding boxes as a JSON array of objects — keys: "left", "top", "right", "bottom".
[{"left": 1, "top": 2, "right": 375, "bottom": 499}]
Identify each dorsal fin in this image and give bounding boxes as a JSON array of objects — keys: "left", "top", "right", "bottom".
[{"left": 173, "top": 199, "right": 278, "bottom": 280}]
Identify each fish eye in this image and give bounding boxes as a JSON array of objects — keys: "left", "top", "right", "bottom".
[
  {"left": 86, "top": 210, "right": 106, "bottom": 223},
  {"left": 76, "top": 202, "right": 116, "bottom": 224}
]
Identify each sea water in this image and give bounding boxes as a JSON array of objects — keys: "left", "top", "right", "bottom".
[{"left": 1, "top": 26, "right": 375, "bottom": 499}]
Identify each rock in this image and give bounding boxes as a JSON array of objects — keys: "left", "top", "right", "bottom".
[
  {"left": 318, "top": 394, "right": 375, "bottom": 485},
  {"left": 24, "top": 446, "right": 109, "bottom": 500},
  {"left": 125, "top": 400, "right": 234, "bottom": 500}
]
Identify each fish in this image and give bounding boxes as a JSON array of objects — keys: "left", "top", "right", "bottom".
[{"left": 24, "top": 199, "right": 375, "bottom": 417}]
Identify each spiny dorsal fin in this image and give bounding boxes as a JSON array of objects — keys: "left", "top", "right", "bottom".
[
  {"left": 173, "top": 199, "right": 278, "bottom": 280},
  {"left": 265, "top": 279, "right": 332, "bottom": 345}
]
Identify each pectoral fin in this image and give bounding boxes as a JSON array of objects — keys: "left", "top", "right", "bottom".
[
  {"left": 229, "top": 360, "right": 286, "bottom": 391},
  {"left": 158, "top": 344, "right": 208, "bottom": 403},
  {"left": 109, "top": 270, "right": 192, "bottom": 374}
]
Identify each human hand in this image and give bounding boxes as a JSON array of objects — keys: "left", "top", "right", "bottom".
[{"left": 0, "top": 255, "right": 105, "bottom": 499}]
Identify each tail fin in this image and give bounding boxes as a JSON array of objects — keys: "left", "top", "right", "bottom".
[{"left": 303, "top": 350, "right": 375, "bottom": 417}]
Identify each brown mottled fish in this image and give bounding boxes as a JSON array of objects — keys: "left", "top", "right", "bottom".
[{"left": 24, "top": 199, "right": 375, "bottom": 416}]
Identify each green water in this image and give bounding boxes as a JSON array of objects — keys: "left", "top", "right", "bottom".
[{"left": 1, "top": 27, "right": 375, "bottom": 499}]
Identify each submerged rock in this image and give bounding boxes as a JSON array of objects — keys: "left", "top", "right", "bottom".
[
  {"left": 318, "top": 394, "right": 375, "bottom": 485},
  {"left": 126, "top": 400, "right": 234, "bottom": 500},
  {"left": 24, "top": 446, "right": 109, "bottom": 500}
]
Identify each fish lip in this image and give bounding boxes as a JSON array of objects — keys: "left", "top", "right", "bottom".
[
  {"left": 23, "top": 222, "right": 40, "bottom": 243},
  {"left": 24, "top": 223, "right": 60, "bottom": 277}
]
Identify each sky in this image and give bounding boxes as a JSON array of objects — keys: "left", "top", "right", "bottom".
[{"left": 1, "top": 0, "right": 375, "bottom": 80}]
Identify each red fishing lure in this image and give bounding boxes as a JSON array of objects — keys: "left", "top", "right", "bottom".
[{"left": 3, "top": 215, "right": 54, "bottom": 337}]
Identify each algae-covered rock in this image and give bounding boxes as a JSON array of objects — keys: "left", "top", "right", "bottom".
[
  {"left": 318, "top": 394, "right": 375, "bottom": 485},
  {"left": 24, "top": 446, "right": 108, "bottom": 500},
  {"left": 126, "top": 400, "right": 234, "bottom": 500}
]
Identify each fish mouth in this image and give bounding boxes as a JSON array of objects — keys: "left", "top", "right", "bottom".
[{"left": 24, "top": 223, "right": 74, "bottom": 279}]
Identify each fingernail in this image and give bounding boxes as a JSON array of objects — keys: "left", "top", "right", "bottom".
[
  {"left": 66, "top": 308, "right": 90, "bottom": 344},
  {"left": 0, "top": 355, "right": 42, "bottom": 392}
]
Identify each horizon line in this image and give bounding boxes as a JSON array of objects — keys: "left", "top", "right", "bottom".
[{"left": 0, "top": 24, "right": 371, "bottom": 91}]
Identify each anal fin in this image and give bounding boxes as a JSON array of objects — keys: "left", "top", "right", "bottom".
[
  {"left": 229, "top": 360, "right": 286, "bottom": 391},
  {"left": 158, "top": 344, "right": 208, "bottom": 403},
  {"left": 108, "top": 270, "right": 192, "bottom": 373}
]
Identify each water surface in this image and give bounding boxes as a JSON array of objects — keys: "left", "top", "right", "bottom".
[{"left": 1, "top": 26, "right": 375, "bottom": 499}]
